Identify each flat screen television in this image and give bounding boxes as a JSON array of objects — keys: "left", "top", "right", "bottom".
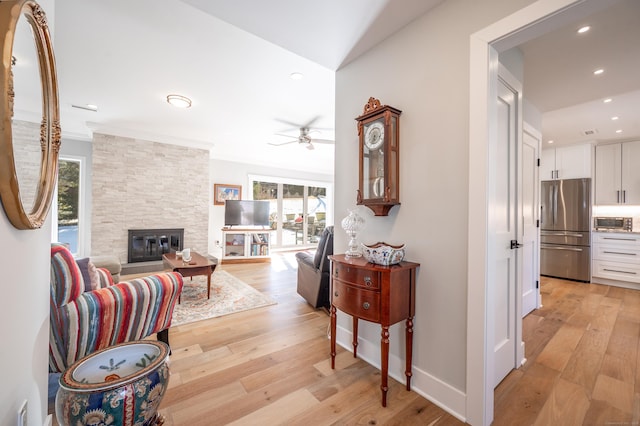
[{"left": 224, "top": 200, "right": 270, "bottom": 227}]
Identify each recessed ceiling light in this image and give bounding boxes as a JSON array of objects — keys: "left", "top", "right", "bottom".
[
  {"left": 577, "top": 26, "right": 590, "bottom": 34},
  {"left": 611, "top": 116, "right": 619, "bottom": 121},
  {"left": 593, "top": 69, "right": 604, "bottom": 75},
  {"left": 289, "top": 72, "right": 304, "bottom": 80},
  {"left": 548, "top": 140, "right": 554, "bottom": 144},
  {"left": 603, "top": 98, "right": 612, "bottom": 103},
  {"left": 616, "top": 129, "right": 623, "bottom": 134},
  {"left": 166, "top": 94, "right": 192, "bottom": 108}
]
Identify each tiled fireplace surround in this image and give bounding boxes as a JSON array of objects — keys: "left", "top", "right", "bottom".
[{"left": 91, "top": 133, "right": 209, "bottom": 264}]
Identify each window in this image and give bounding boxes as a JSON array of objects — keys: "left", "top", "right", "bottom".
[{"left": 52, "top": 157, "right": 83, "bottom": 255}]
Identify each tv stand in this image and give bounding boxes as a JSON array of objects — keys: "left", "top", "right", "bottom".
[{"left": 221, "top": 228, "right": 271, "bottom": 264}]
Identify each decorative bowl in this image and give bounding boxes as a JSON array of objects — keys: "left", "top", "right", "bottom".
[
  {"left": 56, "top": 340, "right": 170, "bottom": 426},
  {"left": 361, "top": 242, "right": 405, "bottom": 265}
]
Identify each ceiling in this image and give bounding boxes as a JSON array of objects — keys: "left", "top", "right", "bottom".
[{"left": 12, "top": 0, "right": 640, "bottom": 176}]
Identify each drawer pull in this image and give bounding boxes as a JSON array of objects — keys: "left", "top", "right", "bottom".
[
  {"left": 363, "top": 302, "right": 370, "bottom": 310},
  {"left": 364, "top": 276, "right": 372, "bottom": 287},
  {"left": 334, "top": 291, "right": 339, "bottom": 297},
  {"left": 603, "top": 268, "right": 637, "bottom": 275},
  {"left": 603, "top": 251, "right": 637, "bottom": 256},
  {"left": 603, "top": 237, "right": 637, "bottom": 242},
  {"left": 334, "top": 269, "right": 339, "bottom": 277}
]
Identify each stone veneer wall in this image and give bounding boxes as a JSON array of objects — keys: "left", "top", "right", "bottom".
[
  {"left": 12, "top": 120, "right": 41, "bottom": 210},
  {"left": 91, "top": 133, "right": 209, "bottom": 262}
]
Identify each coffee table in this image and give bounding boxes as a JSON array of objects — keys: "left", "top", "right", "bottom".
[{"left": 162, "top": 251, "right": 218, "bottom": 303}]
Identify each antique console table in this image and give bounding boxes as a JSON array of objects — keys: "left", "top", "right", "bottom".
[{"left": 328, "top": 254, "right": 420, "bottom": 407}]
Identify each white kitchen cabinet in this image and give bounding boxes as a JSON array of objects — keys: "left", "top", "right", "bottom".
[
  {"left": 592, "top": 232, "right": 640, "bottom": 286},
  {"left": 540, "top": 144, "right": 592, "bottom": 181},
  {"left": 595, "top": 141, "right": 640, "bottom": 205}
]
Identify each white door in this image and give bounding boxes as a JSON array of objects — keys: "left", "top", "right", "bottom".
[
  {"left": 522, "top": 125, "right": 540, "bottom": 316},
  {"left": 492, "top": 69, "right": 522, "bottom": 387}
]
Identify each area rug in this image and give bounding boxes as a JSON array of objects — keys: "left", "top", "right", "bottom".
[{"left": 171, "top": 270, "right": 276, "bottom": 327}]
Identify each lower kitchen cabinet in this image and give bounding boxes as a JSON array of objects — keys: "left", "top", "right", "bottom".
[{"left": 592, "top": 232, "right": 640, "bottom": 287}]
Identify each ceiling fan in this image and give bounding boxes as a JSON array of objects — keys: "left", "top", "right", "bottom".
[
  {"left": 269, "top": 127, "right": 334, "bottom": 150},
  {"left": 268, "top": 116, "right": 334, "bottom": 150}
]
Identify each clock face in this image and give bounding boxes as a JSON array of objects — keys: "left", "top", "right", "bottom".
[{"left": 364, "top": 121, "right": 384, "bottom": 150}]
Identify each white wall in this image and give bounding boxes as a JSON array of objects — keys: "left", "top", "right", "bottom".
[
  {"left": 334, "top": 0, "right": 535, "bottom": 418},
  {"left": 208, "top": 159, "right": 332, "bottom": 257},
  {"left": 0, "top": 0, "right": 55, "bottom": 423}
]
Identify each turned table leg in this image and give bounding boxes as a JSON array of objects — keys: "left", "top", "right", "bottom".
[
  {"left": 381, "top": 325, "right": 390, "bottom": 407},
  {"left": 352, "top": 317, "right": 359, "bottom": 358},
  {"left": 406, "top": 317, "right": 414, "bottom": 390},
  {"left": 330, "top": 305, "right": 337, "bottom": 369}
]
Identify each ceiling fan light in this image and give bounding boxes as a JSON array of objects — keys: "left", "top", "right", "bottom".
[{"left": 166, "top": 94, "right": 192, "bottom": 108}]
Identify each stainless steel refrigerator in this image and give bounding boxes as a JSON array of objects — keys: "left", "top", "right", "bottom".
[{"left": 540, "top": 178, "right": 591, "bottom": 282}]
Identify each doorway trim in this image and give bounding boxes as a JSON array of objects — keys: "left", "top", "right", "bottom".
[{"left": 466, "top": 0, "right": 591, "bottom": 425}]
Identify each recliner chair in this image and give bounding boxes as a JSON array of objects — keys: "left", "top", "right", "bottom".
[{"left": 295, "top": 226, "right": 333, "bottom": 309}]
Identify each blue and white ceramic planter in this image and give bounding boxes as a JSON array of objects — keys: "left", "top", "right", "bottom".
[
  {"left": 55, "top": 340, "right": 170, "bottom": 426},
  {"left": 361, "top": 242, "right": 405, "bottom": 266}
]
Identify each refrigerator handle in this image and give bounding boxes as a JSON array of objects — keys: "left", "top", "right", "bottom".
[
  {"left": 553, "top": 184, "right": 558, "bottom": 225},
  {"left": 617, "top": 190, "right": 620, "bottom": 203},
  {"left": 624, "top": 190, "right": 626, "bottom": 203}
]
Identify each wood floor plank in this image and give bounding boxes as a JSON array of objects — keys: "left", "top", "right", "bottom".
[
  {"left": 536, "top": 322, "right": 586, "bottom": 372},
  {"left": 532, "top": 378, "right": 590, "bottom": 426},
  {"left": 592, "top": 373, "right": 635, "bottom": 414},
  {"left": 226, "top": 388, "right": 320, "bottom": 425}
]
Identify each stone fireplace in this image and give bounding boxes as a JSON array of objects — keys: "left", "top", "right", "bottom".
[
  {"left": 128, "top": 228, "right": 184, "bottom": 263},
  {"left": 91, "top": 133, "right": 209, "bottom": 263}
]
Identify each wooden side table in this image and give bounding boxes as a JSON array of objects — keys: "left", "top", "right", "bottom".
[
  {"left": 329, "top": 254, "right": 419, "bottom": 407},
  {"left": 162, "top": 252, "right": 217, "bottom": 302}
]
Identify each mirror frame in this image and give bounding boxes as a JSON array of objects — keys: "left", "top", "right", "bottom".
[{"left": 0, "top": 0, "right": 60, "bottom": 229}]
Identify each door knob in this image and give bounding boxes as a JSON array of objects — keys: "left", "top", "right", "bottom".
[{"left": 510, "top": 240, "right": 523, "bottom": 249}]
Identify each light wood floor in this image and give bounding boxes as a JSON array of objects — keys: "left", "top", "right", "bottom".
[
  {"left": 137, "top": 252, "right": 461, "bottom": 425},
  {"left": 494, "top": 276, "right": 640, "bottom": 425},
  {"left": 51, "top": 256, "right": 640, "bottom": 425}
]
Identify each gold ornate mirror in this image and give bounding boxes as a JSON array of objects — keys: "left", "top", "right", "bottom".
[{"left": 0, "top": 0, "right": 60, "bottom": 229}]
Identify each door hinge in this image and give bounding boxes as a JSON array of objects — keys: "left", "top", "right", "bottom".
[
  {"left": 537, "top": 158, "right": 540, "bottom": 167},
  {"left": 536, "top": 280, "right": 539, "bottom": 289}
]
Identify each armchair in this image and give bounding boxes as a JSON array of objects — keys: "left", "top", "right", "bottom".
[
  {"left": 49, "top": 243, "right": 183, "bottom": 373},
  {"left": 295, "top": 226, "right": 333, "bottom": 309}
]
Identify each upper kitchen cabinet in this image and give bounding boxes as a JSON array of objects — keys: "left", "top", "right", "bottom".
[
  {"left": 595, "top": 141, "right": 640, "bottom": 205},
  {"left": 540, "top": 144, "right": 592, "bottom": 181}
]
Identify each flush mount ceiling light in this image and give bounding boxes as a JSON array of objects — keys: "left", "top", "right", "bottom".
[
  {"left": 593, "top": 68, "right": 604, "bottom": 75},
  {"left": 166, "top": 94, "right": 192, "bottom": 108},
  {"left": 577, "top": 25, "right": 590, "bottom": 34},
  {"left": 604, "top": 98, "right": 612, "bottom": 103},
  {"left": 289, "top": 72, "right": 304, "bottom": 80}
]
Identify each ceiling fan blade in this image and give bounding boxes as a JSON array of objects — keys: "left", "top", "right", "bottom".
[
  {"left": 274, "top": 133, "right": 298, "bottom": 139},
  {"left": 301, "top": 116, "right": 321, "bottom": 129},
  {"left": 310, "top": 138, "right": 334, "bottom": 145},
  {"left": 268, "top": 140, "right": 298, "bottom": 146}
]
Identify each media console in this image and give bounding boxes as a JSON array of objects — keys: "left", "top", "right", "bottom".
[{"left": 221, "top": 228, "right": 271, "bottom": 263}]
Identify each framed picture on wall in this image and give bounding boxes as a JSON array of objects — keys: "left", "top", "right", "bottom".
[{"left": 214, "top": 184, "right": 242, "bottom": 205}]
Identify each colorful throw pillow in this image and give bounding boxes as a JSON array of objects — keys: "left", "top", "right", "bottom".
[{"left": 76, "top": 258, "right": 100, "bottom": 292}]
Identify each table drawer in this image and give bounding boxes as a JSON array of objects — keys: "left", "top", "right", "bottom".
[
  {"left": 332, "top": 280, "right": 380, "bottom": 322},
  {"left": 333, "top": 263, "right": 380, "bottom": 290}
]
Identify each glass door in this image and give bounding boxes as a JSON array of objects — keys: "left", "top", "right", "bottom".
[{"left": 249, "top": 175, "right": 332, "bottom": 249}]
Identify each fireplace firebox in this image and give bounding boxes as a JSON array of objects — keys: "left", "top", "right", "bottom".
[{"left": 128, "top": 228, "right": 184, "bottom": 263}]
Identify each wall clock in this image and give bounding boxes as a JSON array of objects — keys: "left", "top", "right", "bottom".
[{"left": 355, "top": 97, "right": 402, "bottom": 216}]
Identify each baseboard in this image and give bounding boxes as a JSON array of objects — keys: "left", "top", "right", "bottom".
[{"left": 335, "top": 324, "right": 467, "bottom": 422}]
